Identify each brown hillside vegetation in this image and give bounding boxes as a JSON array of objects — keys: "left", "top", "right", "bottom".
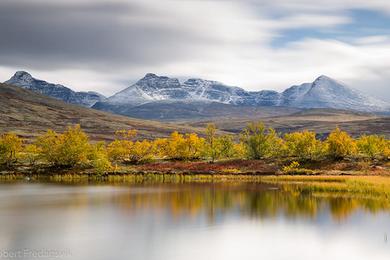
[
  {"left": 0, "top": 83, "right": 202, "bottom": 140},
  {"left": 187, "top": 109, "right": 390, "bottom": 138}
]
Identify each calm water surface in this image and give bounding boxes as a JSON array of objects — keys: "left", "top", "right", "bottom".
[{"left": 0, "top": 181, "right": 389, "bottom": 260}]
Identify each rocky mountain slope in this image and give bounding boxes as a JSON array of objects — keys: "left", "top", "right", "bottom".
[{"left": 4, "top": 71, "right": 106, "bottom": 107}]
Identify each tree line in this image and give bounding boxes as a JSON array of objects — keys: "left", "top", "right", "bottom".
[{"left": 0, "top": 123, "right": 389, "bottom": 173}]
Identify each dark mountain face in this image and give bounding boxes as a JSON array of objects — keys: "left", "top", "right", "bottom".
[{"left": 4, "top": 71, "right": 106, "bottom": 107}]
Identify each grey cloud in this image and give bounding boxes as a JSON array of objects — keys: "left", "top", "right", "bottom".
[
  {"left": 0, "top": 1, "right": 212, "bottom": 71},
  {"left": 0, "top": 0, "right": 389, "bottom": 101}
]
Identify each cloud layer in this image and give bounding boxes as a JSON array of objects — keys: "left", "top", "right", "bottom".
[{"left": 0, "top": 0, "right": 389, "bottom": 99}]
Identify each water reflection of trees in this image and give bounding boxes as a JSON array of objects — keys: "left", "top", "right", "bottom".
[
  {"left": 17, "top": 176, "right": 390, "bottom": 222},
  {"left": 108, "top": 183, "right": 390, "bottom": 221}
]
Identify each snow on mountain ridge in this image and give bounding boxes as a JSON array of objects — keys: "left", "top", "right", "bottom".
[
  {"left": 4, "top": 71, "right": 389, "bottom": 113},
  {"left": 104, "top": 73, "right": 390, "bottom": 113},
  {"left": 107, "top": 74, "right": 249, "bottom": 105},
  {"left": 297, "top": 75, "right": 390, "bottom": 112}
]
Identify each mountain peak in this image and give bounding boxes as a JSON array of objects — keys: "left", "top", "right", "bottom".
[
  {"left": 291, "top": 75, "right": 390, "bottom": 112},
  {"left": 316, "top": 75, "right": 332, "bottom": 80},
  {"left": 143, "top": 73, "right": 159, "bottom": 79},
  {"left": 14, "top": 70, "right": 32, "bottom": 77},
  {"left": 310, "top": 75, "right": 346, "bottom": 92},
  {"left": 10, "top": 71, "right": 34, "bottom": 83},
  {"left": 135, "top": 73, "right": 181, "bottom": 90},
  {"left": 4, "top": 71, "right": 106, "bottom": 107},
  {"left": 140, "top": 73, "right": 173, "bottom": 81},
  {"left": 313, "top": 75, "right": 338, "bottom": 84}
]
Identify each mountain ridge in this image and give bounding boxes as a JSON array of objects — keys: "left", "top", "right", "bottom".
[
  {"left": 4, "top": 71, "right": 390, "bottom": 119},
  {"left": 4, "top": 71, "right": 106, "bottom": 107},
  {"left": 95, "top": 73, "right": 390, "bottom": 115}
]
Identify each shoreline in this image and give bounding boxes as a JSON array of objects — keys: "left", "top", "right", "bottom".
[{"left": 1, "top": 159, "right": 389, "bottom": 179}]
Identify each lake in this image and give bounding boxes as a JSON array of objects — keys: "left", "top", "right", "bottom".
[{"left": 0, "top": 178, "right": 389, "bottom": 260}]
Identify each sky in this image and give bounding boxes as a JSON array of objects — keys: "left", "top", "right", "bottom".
[{"left": 0, "top": 0, "right": 389, "bottom": 100}]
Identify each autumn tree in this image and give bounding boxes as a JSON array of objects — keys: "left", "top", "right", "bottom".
[
  {"left": 129, "top": 140, "right": 154, "bottom": 162},
  {"left": 266, "top": 128, "right": 285, "bottom": 158},
  {"left": 35, "top": 129, "right": 59, "bottom": 165},
  {"left": 163, "top": 131, "right": 186, "bottom": 160},
  {"left": 284, "top": 131, "right": 324, "bottom": 161},
  {"left": 153, "top": 138, "right": 169, "bottom": 159},
  {"left": 106, "top": 129, "right": 138, "bottom": 163},
  {"left": 240, "top": 122, "right": 284, "bottom": 159},
  {"left": 36, "top": 125, "right": 91, "bottom": 167},
  {"left": 160, "top": 132, "right": 205, "bottom": 160},
  {"left": 233, "top": 142, "right": 246, "bottom": 159},
  {"left": 60, "top": 125, "right": 91, "bottom": 166},
  {"left": 326, "top": 128, "right": 357, "bottom": 160},
  {"left": 0, "top": 132, "right": 22, "bottom": 167},
  {"left": 357, "top": 135, "right": 390, "bottom": 159},
  {"left": 23, "top": 144, "right": 41, "bottom": 166},
  {"left": 205, "top": 124, "right": 218, "bottom": 162},
  {"left": 89, "top": 142, "right": 112, "bottom": 174},
  {"left": 183, "top": 133, "right": 205, "bottom": 160},
  {"left": 217, "top": 135, "right": 236, "bottom": 159},
  {"left": 107, "top": 139, "right": 133, "bottom": 163}
]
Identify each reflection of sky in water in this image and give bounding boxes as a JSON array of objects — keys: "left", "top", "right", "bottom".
[{"left": 0, "top": 183, "right": 389, "bottom": 260}]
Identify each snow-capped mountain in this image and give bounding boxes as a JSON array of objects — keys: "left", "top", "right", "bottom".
[
  {"left": 280, "top": 83, "right": 312, "bottom": 106},
  {"left": 106, "top": 73, "right": 251, "bottom": 106},
  {"left": 279, "top": 76, "right": 390, "bottom": 112},
  {"left": 4, "top": 71, "right": 106, "bottom": 107},
  {"left": 95, "top": 73, "right": 390, "bottom": 113},
  {"left": 4, "top": 71, "right": 389, "bottom": 117},
  {"left": 107, "top": 73, "right": 183, "bottom": 106},
  {"left": 182, "top": 78, "right": 251, "bottom": 104}
]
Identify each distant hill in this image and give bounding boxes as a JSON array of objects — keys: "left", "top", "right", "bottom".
[
  {"left": 93, "top": 100, "right": 300, "bottom": 121},
  {"left": 4, "top": 71, "right": 106, "bottom": 107},
  {"left": 0, "top": 83, "right": 202, "bottom": 140}
]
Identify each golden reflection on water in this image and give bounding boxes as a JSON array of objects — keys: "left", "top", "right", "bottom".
[
  {"left": 108, "top": 182, "right": 390, "bottom": 222},
  {"left": 1, "top": 177, "right": 390, "bottom": 260},
  {"left": 2, "top": 176, "right": 389, "bottom": 222}
]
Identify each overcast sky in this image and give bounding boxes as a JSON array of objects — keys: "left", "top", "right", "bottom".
[{"left": 0, "top": 0, "right": 389, "bottom": 99}]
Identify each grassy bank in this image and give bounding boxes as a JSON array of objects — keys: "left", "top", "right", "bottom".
[{"left": 1, "top": 158, "right": 389, "bottom": 179}]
